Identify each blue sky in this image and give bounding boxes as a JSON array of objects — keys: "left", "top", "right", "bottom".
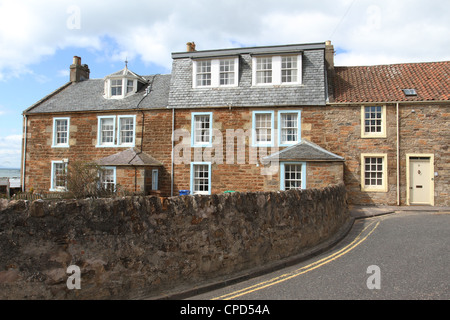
[{"left": 0, "top": 0, "right": 449, "bottom": 168}]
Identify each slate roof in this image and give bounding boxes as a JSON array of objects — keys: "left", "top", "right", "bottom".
[
  {"left": 333, "top": 61, "right": 450, "bottom": 103},
  {"left": 95, "top": 148, "right": 163, "bottom": 167},
  {"left": 25, "top": 74, "right": 171, "bottom": 114},
  {"left": 263, "top": 139, "right": 344, "bottom": 162},
  {"left": 169, "top": 43, "right": 328, "bottom": 108}
]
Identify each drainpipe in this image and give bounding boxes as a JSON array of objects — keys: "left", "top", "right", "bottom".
[
  {"left": 21, "top": 114, "right": 28, "bottom": 192},
  {"left": 171, "top": 107, "right": 175, "bottom": 197},
  {"left": 396, "top": 102, "right": 400, "bottom": 206}
]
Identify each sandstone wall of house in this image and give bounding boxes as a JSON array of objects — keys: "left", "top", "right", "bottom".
[
  {"left": 311, "top": 103, "right": 449, "bottom": 206},
  {"left": 23, "top": 110, "right": 174, "bottom": 196},
  {"left": 0, "top": 184, "right": 350, "bottom": 299},
  {"left": 172, "top": 107, "right": 345, "bottom": 194}
]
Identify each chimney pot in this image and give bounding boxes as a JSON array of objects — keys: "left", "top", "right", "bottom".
[
  {"left": 186, "top": 42, "right": 196, "bottom": 52},
  {"left": 70, "top": 56, "right": 89, "bottom": 83}
]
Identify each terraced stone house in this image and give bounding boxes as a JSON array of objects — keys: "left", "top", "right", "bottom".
[{"left": 21, "top": 41, "right": 449, "bottom": 206}]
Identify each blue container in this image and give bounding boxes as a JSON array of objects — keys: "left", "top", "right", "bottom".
[{"left": 179, "top": 190, "right": 190, "bottom": 196}]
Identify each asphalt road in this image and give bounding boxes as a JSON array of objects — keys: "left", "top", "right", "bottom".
[{"left": 189, "top": 211, "right": 450, "bottom": 300}]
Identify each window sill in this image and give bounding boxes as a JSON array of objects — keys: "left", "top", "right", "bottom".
[
  {"left": 51, "top": 145, "right": 70, "bottom": 148},
  {"left": 96, "top": 143, "right": 135, "bottom": 148}
]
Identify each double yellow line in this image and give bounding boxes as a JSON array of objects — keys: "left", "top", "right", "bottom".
[{"left": 213, "top": 219, "right": 381, "bottom": 300}]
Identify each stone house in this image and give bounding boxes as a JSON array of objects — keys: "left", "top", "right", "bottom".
[{"left": 21, "top": 42, "right": 449, "bottom": 206}]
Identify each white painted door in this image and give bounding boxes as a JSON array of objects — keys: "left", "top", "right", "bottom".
[{"left": 409, "top": 158, "right": 431, "bottom": 204}]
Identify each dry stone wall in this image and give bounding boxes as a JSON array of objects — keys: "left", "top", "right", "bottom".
[{"left": 0, "top": 184, "right": 349, "bottom": 299}]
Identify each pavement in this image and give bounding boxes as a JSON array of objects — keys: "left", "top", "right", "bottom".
[
  {"left": 350, "top": 205, "right": 450, "bottom": 219},
  {"left": 151, "top": 205, "right": 450, "bottom": 300}
]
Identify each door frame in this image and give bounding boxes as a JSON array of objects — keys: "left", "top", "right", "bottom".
[{"left": 406, "top": 153, "right": 434, "bottom": 206}]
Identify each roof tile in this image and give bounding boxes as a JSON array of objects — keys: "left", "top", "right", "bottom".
[{"left": 333, "top": 61, "right": 450, "bottom": 103}]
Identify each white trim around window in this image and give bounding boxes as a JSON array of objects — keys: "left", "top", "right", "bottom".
[
  {"left": 191, "top": 112, "right": 213, "bottom": 147},
  {"left": 361, "top": 105, "right": 387, "bottom": 138},
  {"left": 252, "top": 111, "right": 275, "bottom": 147},
  {"left": 50, "top": 160, "right": 68, "bottom": 191},
  {"left": 96, "top": 115, "right": 136, "bottom": 148},
  {"left": 360, "top": 153, "right": 388, "bottom": 192},
  {"left": 252, "top": 54, "right": 302, "bottom": 86},
  {"left": 52, "top": 117, "right": 70, "bottom": 148},
  {"left": 280, "top": 162, "right": 306, "bottom": 191},
  {"left": 190, "top": 162, "right": 211, "bottom": 195},
  {"left": 99, "top": 166, "right": 116, "bottom": 191},
  {"left": 192, "top": 57, "right": 239, "bottom": 88},
  {"left": 278, "top": 110, "right": 301, "bottom": 146}
]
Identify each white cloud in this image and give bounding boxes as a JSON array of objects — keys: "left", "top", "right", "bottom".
[{"left": 0, "top": 0, "right": 449, "bottom": 79}]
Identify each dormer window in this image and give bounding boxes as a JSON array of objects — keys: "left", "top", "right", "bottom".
[
  {"left": 104, "top": 66, "right": 147, "bottom": 99},
  {"left": 192, "top": 57, "right": 239, "bottom": 88},
  {"left": 111, "top": 79, "right": 123, "bottom": 96},
  {"left": 252, "top": 54, "right": 302, "bottom": 86}
]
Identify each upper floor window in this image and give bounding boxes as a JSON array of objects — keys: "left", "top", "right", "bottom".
[
  {"left": 104, "top": 66, "right": 147, "bottom": 99},
  {"left": 361, "top": 106, "right": 386, "bottom": 138},
  {"left": 191, "top": 112, "right": 213, "bottom": 147},
  {"left": 97, "top": 115, "right": 136, "bottom": 148},
  {"left": 252, "top": 111, "right": 274, "bottom": 147},
  {"left": 252, "top": 54, "right": 302, "bottom": 86},
  {"left": 111, "top": 79, "right": 123, "bottom": 96},
  {"left": 278, "top": 111, "right": 301, "bottom": 146},
  {"left": 281, "top": 56, "right": 298, "bottom": 83},
  {"left": 256, "top": 57, "right": 272, "bottom": 84},
  {"left": 193, "top": 57, "right": 239, "bottom": 88},
  {"left": 52, "top": 117, "right": 70, "bottom": 148}
]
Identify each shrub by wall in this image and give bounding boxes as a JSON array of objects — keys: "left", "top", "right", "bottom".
[{"left": 0, "top": 184, "right": 350, "bottom": 299}]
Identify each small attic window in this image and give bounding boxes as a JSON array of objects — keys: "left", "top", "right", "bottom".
[
  {"left": 104, "top": 65, "right": 148, "bottom": 99},
  {"left": 402, "top": 89, "right": 417, "bottom": 96}
]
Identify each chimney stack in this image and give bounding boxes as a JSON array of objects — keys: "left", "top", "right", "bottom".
[
  {"left": 186, "top": 42, "right": 196, "bottom": 52},
  {"left": 325, "top": 40, "right": 335, "bottom": 102},
  {"left": 70, "top": 56, "right": 90, "bottom": 83}
]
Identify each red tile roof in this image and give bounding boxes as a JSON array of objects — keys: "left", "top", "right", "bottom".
[{"left": 332, "top": 61, "right": 450, "bottom": 103}]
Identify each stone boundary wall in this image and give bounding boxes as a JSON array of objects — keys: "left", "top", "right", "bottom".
[{"left": 0, "top": 184, "right": 349, "bottom": 300}]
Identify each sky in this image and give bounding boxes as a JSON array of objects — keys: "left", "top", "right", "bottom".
[{"left": 0, "top": 0, "right": 449, "bottom": 169}]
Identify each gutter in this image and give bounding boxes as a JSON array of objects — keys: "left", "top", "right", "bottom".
[
  {"left": 171, "top": 107, "right": 175, "bottom": 197},
  {"left": 396, "top": 102, "right": 400, "bottom": 206},
  {"left": 21, "top": 115, "right": 28, "bottom": 192}
]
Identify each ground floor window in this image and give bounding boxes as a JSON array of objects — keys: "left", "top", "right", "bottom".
[
  {"left": 360, "top": 154, "right": 388, "bottom": 192},
  {"left": 280, "top": 162, "right": 306, "bottom": 190},
  {"left": 50, "top": 161, "right": 68, "bottom": 191},
  {"left": 190, "top": 162, "right": 211, "bottom": 195},
  {"left": 99, "top": 167, "right": 116, "bottom": 191}
]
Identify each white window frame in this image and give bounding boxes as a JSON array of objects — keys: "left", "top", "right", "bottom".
[
  {"left": 50, "top": 160, "right": 68, "bottom": 191},
  {"left": 252, "top": 111, "right": 275, "bottom": 147},
  {"left": 190, "top": 162, "right": 211, "bottom": 195},
  {"left": 96, "top": 115, "right": 136, "bottom": 148},
  {"left": 191, "top": 112, "right": 213, "bottom": 147},
  {"left": 105, "top": 78, "right": 137, "bottom": 99},
  {"left": 193, "top": 57, "right": 239, "bottom": 88},
  {"left": 361, "top": 154, "right": 388, "bottom": 192},
  {"left": 99, "top": 166, "right": 116, "bottom": 191},
  {"left": 280, "top": 162, "right": 306, "bottom": 191},
  {"left": 52, "top": 117, "right": 70, "bottom": 148},
  {"left": 278, "top": 111, "right": 301, "bottom": 146},
  {"left": 252, "top": 54, "right": 302, "bottom": 86},
  {"left": 361, "top": 105, "right": 387, "bottom": 138}
]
